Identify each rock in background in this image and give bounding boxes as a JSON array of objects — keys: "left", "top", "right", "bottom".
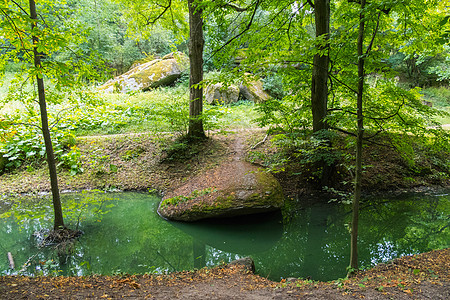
[
  {"left": 205, "top": 74, "right": 270, "bottom": 105},
  {"left": 99, "top": 52, "right": 189, "bottom": 93},
  {"left": 205, "top": 83, "right": 240, "bottom": 105},
  {"left": 239, "top": 75, "right": 270, "bottom": 103}
]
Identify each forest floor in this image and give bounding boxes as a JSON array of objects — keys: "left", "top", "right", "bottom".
[
  {"left": 0, "top": 129, "right": 449, "bottom": 299},
  {"left": 1, "top": 128, "right": 448, "bottom": 198}
]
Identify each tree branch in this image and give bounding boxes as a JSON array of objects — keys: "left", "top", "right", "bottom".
[
  {"left": 329, "top": 72, "right": 359, "bottom": 94},
  {"left": 50, "top": 105, "right": 80, "bottom": 130},
  {"left": 221, "top": 2, "right": 248, "bottom": 12},
  {"left": 0, "top": 8, "right": 28, "bottom": 51},
  {"left": 365, "top": 12, "right": 381, "bottom": 56},
  {"left": 347, "top": 0, "right": 391, "bottom": 14},
  {"left": 144, "top": 0, "right": 172, "bottom": 25},
  {"left": 9, "top": 0, "right": 29, "bottom": 16},
  {"left": 306, "top": 0, "right": 315, "bottom": 9},
  {"left": 208, "top": 0, "right": 261, "bottom": 59},
  {"left": 329, "top": 126, "right": 390, "bottom": 146},
  {"left": 251, "top": 133, "right": 268, "bottom": 149}
]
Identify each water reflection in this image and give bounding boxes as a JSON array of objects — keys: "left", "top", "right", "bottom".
[
  {"left": 0, "top": 191, "right": 448, "bottom": 281},
  {"left": 170, "top": 212, "right": 283, "bottom": 254}
]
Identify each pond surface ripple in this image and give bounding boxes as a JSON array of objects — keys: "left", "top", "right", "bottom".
[{"left": 0, "top": 191, "right": 448, "bottom": 281}]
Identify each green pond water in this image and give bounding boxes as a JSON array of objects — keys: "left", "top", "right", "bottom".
[{"left": 0, "top": 191, "right": 448, "bottom": 281}]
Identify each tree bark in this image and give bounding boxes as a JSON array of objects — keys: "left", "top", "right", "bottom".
[
  {"left": 350, "top": 0, "right": 366, "bottom": 273},
  {"left": 29, "top": 0, "right": 65, "bottom": 230},
  {"left": 311, "top": 0, "right": 333, "bottom": 187},
  {"left": 188, "top": 0, "right": 206, "bottom": 139},
  {"left": 311, "top": 0, "right": 330, "bottom": 132}
]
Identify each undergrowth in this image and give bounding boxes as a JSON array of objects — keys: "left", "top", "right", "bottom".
[
  {"left": 0, "top": 76, "right": 259, "bottom": 174},
  {"left": 248, "top": 129, "right": 449, "bottom": 195}
]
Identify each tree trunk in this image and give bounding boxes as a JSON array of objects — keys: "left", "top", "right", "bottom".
[
  {"left": 29, "top": 0, "right": 65, "bottom": 230},
  {"left": 350, "top": 0, "right": 366, "bottom": 273},
  {"left": 311, "top": 0, "right": 330, "bottom": 132},
  {"left": 310, "top": 0, "right": 333, "bottom": 187},
  {"left": 188, "top": 0, "right": 206, "bottom": 139}
]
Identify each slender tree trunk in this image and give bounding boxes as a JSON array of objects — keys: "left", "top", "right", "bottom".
[
  {"left": 350, "top": 0, "right": 366, "bottom": 273},
  {"left": 311, "top": 0, "right": 330, "bottom": 132},
  {"left": 29, "top": 0, "right": 65, "bottom": 230},
  {"left": 188, "top": 0, "right": 206, "bottom": 139}
]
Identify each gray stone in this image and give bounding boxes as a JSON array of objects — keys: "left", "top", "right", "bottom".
[
  {"left": 228, "top": 257, "right": 256, "bottom": 273},
  {"left": 158, "top": 161, "right": 284, "bottom": 222},
  {"left": 239, "top": 76, "right": 270, "bottom": 103},
  {"left": 205, "top": 83, "right": 240, "bottom": 105},
  {"left": 98, "top": 52, "right": 189, "bottom": 93}
]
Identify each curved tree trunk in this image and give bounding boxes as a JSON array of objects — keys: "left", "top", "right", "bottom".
[
  {"left": 188, "top": 0, "right": 206, "bottom": 140},
  {"left": 29, "top": 0, "right": 65, "bottom": 230}
]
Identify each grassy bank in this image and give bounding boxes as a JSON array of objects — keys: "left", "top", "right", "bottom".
[
  {"left": 0, "top": 128, "right": 448, "bottom": 199},
  {"left": 1, "top": 73, "right": 449, "bottom": 196}
]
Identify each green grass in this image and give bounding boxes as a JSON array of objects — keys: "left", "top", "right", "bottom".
[
  {"left": 1, "top": 70, "right": 261, "bottom": 139},
  {"left": 3, "top": 69, "right": 447, "bottom": 140},
  {"left": 73, "top": 85, "right": 261, "bottom": 137},
  {"left": 421, "top": 86, "right": 450, "bottom": 125}
]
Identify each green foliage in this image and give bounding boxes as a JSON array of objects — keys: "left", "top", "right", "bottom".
[
  {"left": 255, "top": 94, "right": 311, "bottom": 133},
  {"left": 0, "top": 88, "right": 100, "bottom": 174},
  {"left": 0, "top": 191, "right": 116, "bottom": 228},
  {"left": 82, "top": 82, "right": 256, "bottom": 137},
  {"left": 59, "top": 146, "right": 84, "bottom": 176},
  {"left": 0, "top": 0, "right": 109, "bottom": 87},
  {"left": 421, "top": 87, "right": 450, "bottom": 124},
  {"left": 121, "top": 146, "right": 145, "bottom": 161},
  {"left": 249, "top": 130, "right": 342, "bottom": 180},
  {"left": 1, "top": 73, "right": 260, "bottom": 175},
  {"left": 162, "top": 135, "right": 207, "bottom": 162},
  {"left": 0, "top": 122, "right": 80, "bottom": 173},
  {"left": 0, "top": 124, "right": 46, "bottom": 170},
  {"left": 388, "top": 51, "right": 448, "bottom": 87},
  {"left": 67, "top": 0, "right": 177, "bottom": 75},
  {"left": 118, "top": 0, "right": 189, "bottom": 44},
  {"left": 262, "top": 72, "right": 286, "bottom": 100},
  {"left": 422, "top": 87, "right": 450, "bottom": 108}
]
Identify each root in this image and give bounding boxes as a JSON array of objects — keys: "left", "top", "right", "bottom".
[{"left": 41, "top": 228, "right": 83, "bottom": 254}]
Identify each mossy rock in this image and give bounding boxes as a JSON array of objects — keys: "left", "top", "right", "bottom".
[
  {"left": 239, "top": 74, "right": 270, "bottom": 103},
  {"left": 98, "top": 52, "right": 189, "bottom": 93},
  {"left": 205, "top": 83, "right": 240, "bottom": 105},
  {"left": 158, "top": 161, "right": 284, "bottom": 221}
]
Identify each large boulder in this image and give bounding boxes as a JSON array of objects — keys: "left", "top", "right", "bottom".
[
  {"left": 99, "top": 52, "right": 189, "bottom": 93},
  {"left": 205, "top": 83, "right": 240, "bottom": 105},
  {"left": 158, "top": 161, "right": 284, "bottom": 222},
  {"left": 239, "top": 75, "right": 270, "bottom": 103}
]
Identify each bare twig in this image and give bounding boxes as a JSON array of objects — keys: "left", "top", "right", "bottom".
[
  {"left": 251, "top": 133, "right": 268, "bottom": 149},
  {"left": 50, "top": 105, "right": 80, "bottom": 130}
]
